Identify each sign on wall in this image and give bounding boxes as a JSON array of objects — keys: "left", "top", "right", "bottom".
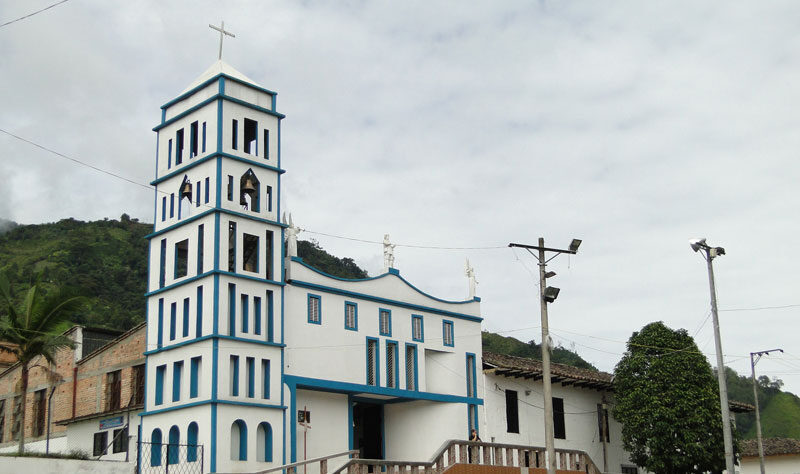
[{"left": 99, "top": 416, "right": 124, "bottom": 430}]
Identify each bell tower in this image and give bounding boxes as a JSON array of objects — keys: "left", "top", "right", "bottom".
[{"left": 140, "top": 60, "right": 286, "bottom": 473}]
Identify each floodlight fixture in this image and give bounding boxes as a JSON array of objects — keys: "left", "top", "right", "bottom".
[
  {"left": 545, "top": 271, "right": 557, "bottom": 279},
  {"left": 543, "top": 286, "right": 560, "bottom": 303},
  {"left": 569, "top": 239, "right": 582, "bottom": 253},
  {"left": 690, "top": 238, "right": 707, "bottom": 252}
]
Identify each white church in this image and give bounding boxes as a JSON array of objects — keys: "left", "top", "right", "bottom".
[{"left": 138, "top": 57, "right": 636, "bottom": 474}]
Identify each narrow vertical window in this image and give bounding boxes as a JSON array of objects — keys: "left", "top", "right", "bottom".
[
  {"left": 379, "top": 309, "right": 391, "bottom": 336},
  {"left": 176, "top": 128, "right": 184, "bottom": 164},
  {"left": 553, "top": 397, "right": 566, "bottom": 439},
  {"left": 597, "top": 404, "right": 610, "bottom": 442},
  {"left": 412, "top": 315, "right": 423, "bottom": 342},
  {"left": 187, "top": 423, "right": 199, "bottom": 462},
  {"left": 344, "top": 302, "right": 357, "bottom": 330},
  {"left": 506, "top": 389, "right": 519, "bottom": 433},
  {"left": 243, "top": 233, "right": 259, "bottom": 273},
  {"left": 227, "top": 175, "right": 234, "bottom": 201},
  {"left": 261, "top": 359, "right": 270, "bottom": 399},
  {"left": 367, "top": 338, "right": 379, "bottom": 386},
  {"left": 201, "top": 122, "right": 207, "bottom": 153},
  {"left": 204, "top": 177, "right": 210, "bottom": 203},
  {"left": 254, "top": 296, "right": 262, "bottom": 335},
  {"left": 197, "top": 224, "right": 204, "bottom": 274},
  {"left": 196, "top": 286, "right": 203, "bottom": 338},
  {"left": 386, "top": 342, "right": 398, "bottom": 388},
  {"left": 264, "top": 129, "right": 269, "bottom": 159},
  {"left": 266, "top": 185, "right": 273, "bottom": 213},
  {"left": 244, "top": 118, "right": 257, "bottom": 155},
  {"left": 174, "top": 239, "right": 188, "bottom": 278},
  {"left": 150, "top": 429, "right": 162, "bottom": 466},
  {"left": 169, "top": 302, "right": 177, "bottom": 341},
  {"left": 466, "top": 354, "right": 476, "bottom": 397},
  {"left": 266, "top": 290, "right": 274, "bottom": 342},
  {"left": 246, "top": 357, "right": 255, "bottom": 398},
  {"left": 230, "top": 355, "right": 239, "bottom": 396},
  {"left": 190, "top": 357, "right": 200, "bottom": 398},
  {"left": 265, "top": 230, "right": 273, "bottom": 280},
  {"left": 228, "top": 221, "right": 236, "bottom": 272},
  {"left": 170, "top": 193, "right": 175, "bottom": 218},
  {"left": 182, "top": 297, "right": 190, "bottom": 338},
  {"left": 190, "top": 121, "right": 198, "bottom": 157},
  {"left": 195, "top": 181, "right": 201, "bottom": 207},
  {"left": 168, "top": 426, "right": 179, "bottom": 465},
  {"left": 167, "top": 139, "right": 172, "bottom": 168},
  {"left": 155, "top": 365, "right": 166, "bottom": 405},
  {"left": 159, "top": 239, "right": 166, "bottom": 288},
  {"left": 172, "top": 361, "right": 183, "bottom": 402},
  {"left": 405, "top": 344, "right": 417, "bottom": 391},
  {"left": 257, "top": 422, "right": 273, "bottom": 462},
  {"left": 157, "top": 298, "right": 164, "bottom": 348},
  {"left": 443, "top": 320, "right": 454, "bottom": 347},
  {"left": 308, "top": 294, "right": 321, "bottom": 324},
  {"left": 241, "top": 294, "right": 249, "bottom": 334},
  {"left": 228, "top": 283, "right": 236, "bottom": 336},
  {"left": 161, "top": 196, "right": 166, "bottom": 222},
  {"left": 232, "top": 119, "right": 238, "bottom": 150}
]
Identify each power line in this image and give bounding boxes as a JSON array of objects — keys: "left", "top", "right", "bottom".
[
  {"left": 0, "top": 0, "right": 70, "bottom": 29},
  {"left": 719, "top": 304, "right": 800, "bottom": 312}
]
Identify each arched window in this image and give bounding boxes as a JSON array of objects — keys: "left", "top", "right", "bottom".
[
  {"left": 178, "top": 176, "right": 192, "bottom": 220},
  {"left": 168, "top": 425, "right": 180, "bottom": 465},
  {"left": 150, "top": 428, "right": 162, "bottom": 467},
  {"left": 256, "top": 422, "right": 273, "bottom": 462},
  {"left": 187, "top": 422, "right": 199, "bottom": 462},
  {"left": 231, "top": 419, "right": 248, "bottom": 461},
  {"left": 240, "top": 169, "right": 260, "bottom": 212}
]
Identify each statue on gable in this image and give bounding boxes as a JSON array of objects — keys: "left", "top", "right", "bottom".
[
  {"left": 283, "top": 212, "right": 303, "bottom": 258},
  {"left": 383, "top": 234, "right": 396, "bottom": 271},
  {"left": 465, "top": 258, "right": 478, "bottom": 298}
]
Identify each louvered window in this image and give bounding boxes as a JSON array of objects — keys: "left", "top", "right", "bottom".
[
  {"left": 345, "top": 302, "right": 357, "bottom": 330},
  {"left": 412, "top": 315, "right": 423, "bottom": 341},
  {"left": 443, "top": 321, "right": 454, "bottom": 347},
  {"left": 405, "top": 345, "right": 417, "bottom": 391},
  {"left": 379, "top": 309, "right": 391, "bottom": 336},
  {"left": 367, "top": 339, "right": 378, "bottom": 386},
  {"left": 308, "top": 295, "right": 321, "bottom": 324},
  {"left": 386, "top": 342, "right": 397, "bottom": 388},
  {"left": 466, "top": 355, "right": 475, "bottom": 397}
]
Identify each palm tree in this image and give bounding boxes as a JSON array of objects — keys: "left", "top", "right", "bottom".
[{"left": 0, "top": 270, "right": 84, "bottom": 454}]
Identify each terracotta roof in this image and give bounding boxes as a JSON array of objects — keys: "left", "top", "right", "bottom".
[
  {"left": 729, "top": 400, "right": 755, "bottom": 413},
  {"left": 483, "top": 351, "right": 614, "bottom": 390},
  {"left": 56, "top": 403, "right": 143, "bottom": 426},
  {"left": 740, "top": 438, "right": 800, "bottom": 457}
]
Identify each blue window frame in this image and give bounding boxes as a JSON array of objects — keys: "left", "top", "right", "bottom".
[
  {"left": 161, "top": 196, "right": 166, "bottom": 221},
  {"left": 227, "top": 175, "right": 234, "bottom": 201},
  {"left": 195, "top": 181, "right": 201, "bottom": 207},
  {"left": 169, "top": 193, "right": 174, "bottom": 218},
  {"left": 230, "top": 355, "right": 239, "bottom": 396},
  {"left": 190, "top": 356, "right": 200, "bottom": 398},
  {"left": 159, "top": 239, "right": 166, "bottom": 288},
  {"left": 466, "top": 353, "right": 477, "bottom": 397},
  {"left": 176, "top": 129, "right": 184, "bottom": 164},
  {"left": 167, "top": 139, "right": 172, "bottom": 169},
  {"left": 241, "top": 294, "right": 249, "bottom": 334},
  {"left": 157, "top": 298, "right": 164, "bottom": 348},
  {"left": 232, "top": 420, "right": 247, "bottom": 460},
  {"left": 386, "top": 341, "right": 399, "bottom": 389},
  {"left": 204, "top": 177, "right": 210, "bottom": 204},
  {"left": 197, "top": 224, "right": 204, "bottom": 274},
  {"left": 261, "top": 359, "right": 270, "bottom": 399},
  {"left": 443, "top": 320, "right": 455, "bottom": 347},
  {"left": 412, "top": 314, "right": 424, "bottom": 342},
  {"left": 182, "top": 297, "right": 190, "bottom": 338},
  {"left": 196, "top": 286, "right": 203, "bottom": 338},
  {"left": 155, "top": 365, "right": 166, "bottom": 405},
  {"left": 187, "top": 422, "right": 199, "bottom": 462},
  {"left": 169, "top": 302, "right": 177, "bottom": 341},
  {"left": 228, "top": 283, "right": 236, "bottom": 336},
  {"left": 201, "top": 122, "right": 207, "bottom": 153},
  {"left": 254, "top": 296, "right": 262, "bottom": 335},
  {"left": 232, "top": 119, "right": 238, "bottom": 150},
  {"left": 307, "top": 294, "right": 321, "bottom": 324},
  {"left": 266, "top": 185, "right": 273, "bottom": 212},
  {"left": 190, "top": 121, "right": 198, "bottom": 158},
  {"left": 379, "top": 309, "right": 392, "bottom": 336},
  {"left": 264, "top": 129, "right": 269, "bottom": 159},
  {"left": 258, "top": 422, "right": 273, "bottom": 462},
  {"left": 172, "top": 361, "right": 183, "bottom": 402},
  {"left": 168, "top": 425, "right": 179, "bottom": 465},
  {"left": 366, "top": 337, "right": 379, "bottom": 386},
  {"left": 405, "top": 343, "right": 418, "bottom": 391},
  {"left": 266, "top": 290, "right": 274, "bottom": 342},
  {"left": 246, "top": 357, "right": 255, "bottom": 398},
  {"left": 344, "top": 301, "right": 358, "bottom": 331},
  {"left": 150, "top": 429, "right": 162, "bottom": 466}
]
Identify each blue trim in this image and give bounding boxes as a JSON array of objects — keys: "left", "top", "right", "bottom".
[
  {"left": 307, "top": 293, "right": 321, "bottom": 324},
  {"left": 291, "top": 257, "right": 480, "bottom": 306},
  {"left": 289, "top": 381, "right": 297, "bottom": 462},
  {"left": 229, "top": 283, "right": 236, "bottom": 336},
  {"left": 211, "top": 338, "right": 219, "bottom": 398},
  {"left": 386, "top": 340, "right": 399, "bottom": 389},
  {"left": 466, "top": 352, "right": 477, "bottom": 397},
  {"left": 241, "top": 293, "right": 250, "bottom": 334},
  {"left": 254, "top": 295, "right": 262, "bottom": 335},
  {"left": 190, "top": 356, "right": 200, "bottom": 398},
  {"left": 347, "top": 394, "right": 353, "bottom": 450},
  {"left": 267, "top": 290, "right": 274, "bottom": 342},
  {"left": 147, "top": 209, "right": 214, "bottom": 238},
  {"left": 182, "top": 297, "right": 190, "bottom": 338},
  {"left": 197, "top": 224, "right": 204, "bottom": 274},
  {"left": 344, "top": 301, "right": 358, "bottom": 331},
  {"left": 405, "top": 343, "right": 419, "bottom": 391},
  {"left": 366, "top": 337, "right": 380, "bottom": 386},
  {"left": 154, "top": 95, "right": 216, "bottom": 132},
  {"left": 231, "top": 354, "right": 240, "bottom": 396},
  {"left": 443, "top": 320, "right": 455, "bottom": 347},
  {"left": 157, "top": 298, "right": 164, "bottom": 348},
  {"left": 412, "top": 314, "right": 424, "bottom": 342},
  {"left": 159, "top": 73, "right": 278, "bottom": 111},
  {"left": 223, "top": 93, "right": 285, "bottom": 120},
  {"left": 150, "top": 151, "right": 286, "bottom": 186},
  {"left": 262, "top": 359, "right": 270, "bottom": 399},
  {"left": 148, "top": 207, "right": 286, "bottom": 240},
  {"left": 144, "top": 270, "right": 283, "bottom": 297},
  {"left": 143, "top": 334, "right": 284, "bottom": 356},
  {"left": 246, "top": 356, "right": 255, "bottom": 398},
  {"left": 379, "top": 308, "right": 392, "bottom": 336},
  {"left": 196, "top": 285, "right": 203, "bottom": 338},
  {"left": 284, "top": 375, "right": 483, "bottom": 405},
  {"left": 172, "top": 361, "right": 183, "bottom": 402},
  {"left": 290, "top": 279, "right": 483, "bottom": 323},
  {"left": 155, "top": 365, "right": 166, "bottom": 405},
  {"left": 210, "top": 402, "right": 217, "bottom": 472},
  {"left": 169, "top": 302, "right": 177, "bottom": 341}
]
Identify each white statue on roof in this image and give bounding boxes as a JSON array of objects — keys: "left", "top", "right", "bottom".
[
  {"left": 383, "top": 234, "right": 395, "bottom": 272},
  {"left": 465, "top": 258, "right": 478, "bottom": 298},
  {"left": 284, "top": 212, "right": 303, "bottom": 258}
]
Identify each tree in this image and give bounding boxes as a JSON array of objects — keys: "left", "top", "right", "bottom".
[
  {"left": 0, "top": 270, "right": 84, "bottom": 454},
  {"left": 613, "top": 321, "right": 738, "bottom": 474}
]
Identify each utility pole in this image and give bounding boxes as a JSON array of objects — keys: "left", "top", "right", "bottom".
[
  {"left": 509, "top": 238, "right": 581, "bottom": 474},
  {"left": 690, "top": 238, "right": 734, "bottom": 474},
  {"left": 750, "top": 348, "right": 783, "bottom": 474}
]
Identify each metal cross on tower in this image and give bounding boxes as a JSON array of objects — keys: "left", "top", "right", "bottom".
[{"left": 209, "top": 21, "right": 235, "bottom": 60}]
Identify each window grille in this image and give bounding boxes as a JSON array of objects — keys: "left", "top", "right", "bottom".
[
  {"left": 443, "top": 321, "right": 454, "bottom": 346},
  {"left": 379, "top": 310, "right": 391, "bottom": 336},
  {"left": 94, "top": 431, "right": 108, "bottom": 456},
  {"left": 466, "top": 356, "right": 475, "bottom": 397},
  {"left": 33, "top": 389, "right": 46, "bottom": 437},
  {"left": 112, "top": 427, "right": 128, "bottom": 453},
  {"left": 345, "top": 303, "right": 357, "bottom": 330},
  {"left": 405, "top": 345, "right": 416, "bottom": 391},
  {"left": 367, "top": 339, "right": 377, "bottom": 386},
  {"left": 412, "top": 315, "right": 423, "bottom": 341},
  {"left": 386, "top": 343, "right": 396, "bottom": 388},
  {"left": 106, "top": 370, "right": 121, "bottom": 411},
  {"left": 308, "top": 296, "right": 321, "bottom": 324}
]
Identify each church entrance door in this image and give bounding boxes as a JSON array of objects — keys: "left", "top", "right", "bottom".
[{"left": 352, "top": 401, "right": 383, "bottom": 461}]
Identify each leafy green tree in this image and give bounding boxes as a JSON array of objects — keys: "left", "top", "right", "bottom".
[
  {"left": 0, "top": 271, "right": 84, "bottom": 454},
  {"left": 613, "top": 321, "right": 738, "bottom": 474}
]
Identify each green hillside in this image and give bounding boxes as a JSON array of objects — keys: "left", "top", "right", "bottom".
[
  {"left": 482, "top": 330, "right": 597, "bottom": 370},
  {"left": 746, "top": 392, "right": 800, "bottom": 439}
]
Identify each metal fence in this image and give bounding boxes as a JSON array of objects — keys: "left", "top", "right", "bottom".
[{"left": 138, "top": 441, "right": 204, "bottom": 474}]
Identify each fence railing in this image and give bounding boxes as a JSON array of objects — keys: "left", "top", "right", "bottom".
[
  {"left": 226, "top": 449, "right": 360, "bottom": 474},
  {"left": 332, "top": 439, "right": 602, "bottom": 474},
  {"left": 138, "top": 441, "right": 204, "bottom": 474}
]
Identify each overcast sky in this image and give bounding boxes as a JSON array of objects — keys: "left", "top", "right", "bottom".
[{"left": 2, "top": 1, "right": 800, "bottom": 396}]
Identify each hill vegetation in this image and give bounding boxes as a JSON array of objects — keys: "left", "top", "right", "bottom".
[{"left": 482, "top": 330, "right": 597, "bottom": 370}]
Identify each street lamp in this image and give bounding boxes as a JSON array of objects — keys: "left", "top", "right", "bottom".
[
  {"left": 509, "top": 238, "right": 581, "bottom": 474},
  {"left": 690, "top": 237, "right": 734, "bottom": 474},
  {"left": 750, "top": 348, "right": 783, "bottom": 474}
]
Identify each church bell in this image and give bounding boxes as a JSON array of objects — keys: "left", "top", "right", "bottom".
[
  {"left": 179, "top": 181, "right": 192, "bottom": 201},
  {"left": 242, "top": 177, "right": 257, "bottom": 198}
]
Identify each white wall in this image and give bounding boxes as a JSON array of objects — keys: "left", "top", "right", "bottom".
[
  {"left": 740, "top": 456, "right": 800, "bottom": 474},
  {"left": 384, "top": 400, "right": 468, "bottom": 461},
  {"left": 0, "top": 457, "right": 132, "bottom": 474},
  {"left": 65, "top": 412, "right": 141, "bottom": 462},
  {"left": 295, "top": 390, "right": 350, "bottom": 474}
]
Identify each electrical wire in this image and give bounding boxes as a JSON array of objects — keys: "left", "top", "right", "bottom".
[{"left": 0, "top": 0, "right": 70, "bottom": 29}]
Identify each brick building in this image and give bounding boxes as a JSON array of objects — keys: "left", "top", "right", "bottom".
[{"left": 0, "top": 324, "right": 144, "bottom": 456}]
